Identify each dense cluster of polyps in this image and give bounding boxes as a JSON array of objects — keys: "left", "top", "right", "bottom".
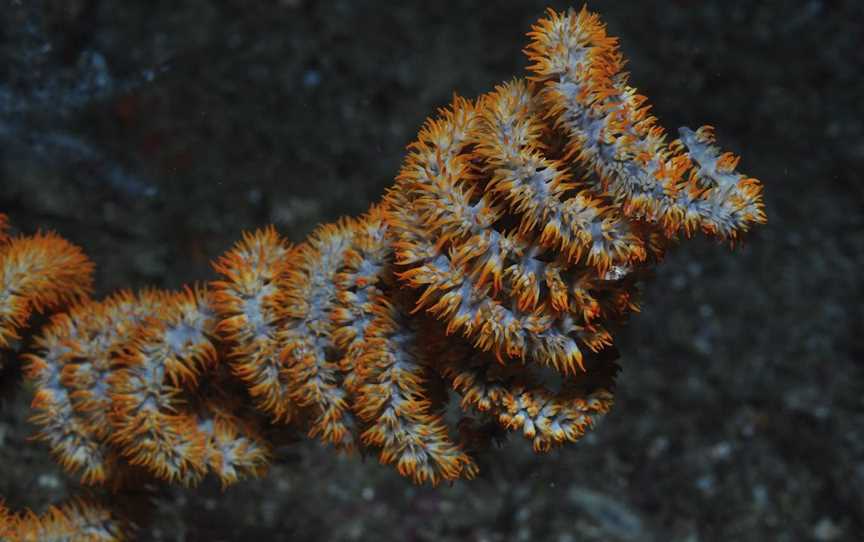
[{"left": 0, "top": 7, "right": 763, "bottom": 539}]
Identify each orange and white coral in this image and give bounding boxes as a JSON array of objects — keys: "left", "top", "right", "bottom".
[
  {"left": 526, "top": 8, "right": 765, "bottom": 238},
  {"left": 0, "top": 498, "right": 132, "bottom": 542},
  {"left": 25, "top": 287, "right": 270, "bottom": 488},
  {"left": 0, "top": 214, "right": 93, "bottom": 350},
  {"left": 0, "top": 6, "right": 765, "bottom": 539}
]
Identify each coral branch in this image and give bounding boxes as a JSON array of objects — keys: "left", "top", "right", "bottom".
[
  {"left": 525, "top": 7, "right": 765, "bottom": 238},
  {"left": 0, "top": 217, "right": 93, "bottom": 349},
  {"left": 0, "top": 7, "right": 765, "bottom": 540},
  {"left": 1, "top": 498, "right": 133, "bottom": 541}
]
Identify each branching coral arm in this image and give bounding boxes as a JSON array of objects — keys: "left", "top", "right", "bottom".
[
  {"left": 525, "top": 7, "right": 765, "bottom": 238},
  {"left": 0, "top": 216, "right": 93, "bottom": 348}
]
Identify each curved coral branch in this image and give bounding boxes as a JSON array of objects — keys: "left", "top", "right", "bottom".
[
  {"left": 25, "top": 288, "right": 269, "bottom": 488},
  {"left": 211, "top": 227, "right": 297, "bottom": 421},
  {"left": 0, "top": 7, "right": 765, "bottom": 539},
  {"left": 1, "top": 498, "right": 133, "bottom": 541},
  {"left": 525, "top": 7, "right": 765, "bottom": 238},
  {"left": 0, "top": 218, "right": 93, "bottom": 349},
  {"left": 355, "top": 292, "right": 478, "bottom": 484}
]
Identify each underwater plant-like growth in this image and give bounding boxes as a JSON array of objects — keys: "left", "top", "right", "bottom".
[{"left": 0, "top": 7, "right": 764, "bottom": 540}]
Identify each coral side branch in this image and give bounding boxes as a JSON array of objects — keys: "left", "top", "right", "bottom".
[
  {"left": 0, "top": 7, "right": 764, "bottom": 540},
  {"left": 525, "top": 7, "right": 765, "bottom": 238},
  {"left": 0, "top": 215, "right": 94, "bottom": 350},
  {"left": 1, "top": 498, "right": 133, "bottom": 541}
]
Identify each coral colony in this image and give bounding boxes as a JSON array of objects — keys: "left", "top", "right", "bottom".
[{"left": 0, "top": 7, "right": 763, "bottom": 539}]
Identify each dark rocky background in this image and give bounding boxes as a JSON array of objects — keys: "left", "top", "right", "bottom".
[{"left": 1, "top": 0, "right": 861, "bottom": 540}]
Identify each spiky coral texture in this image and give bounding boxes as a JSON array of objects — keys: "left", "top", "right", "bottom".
[
  {"left": 1, "top": 498, "right": 132, "bottom": 542},
  {"left": 0, "top": 217, "right": 93, "bottom": 350},
  {"left": 0, "top": 7, "right": 764, "bottom": 540}
]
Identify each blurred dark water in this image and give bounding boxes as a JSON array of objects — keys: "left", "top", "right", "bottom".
[{"left": 1, "top": 1, "right": 861, "bottom": 540}]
